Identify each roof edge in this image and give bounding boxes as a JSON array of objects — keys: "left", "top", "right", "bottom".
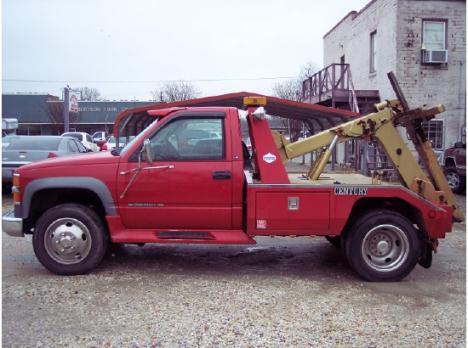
[
  {"left": 323, "top": 0, "right": 378, "bottom": 39},
  {"left": 323, "top": 11, "right": 358, "bottom": 39}
]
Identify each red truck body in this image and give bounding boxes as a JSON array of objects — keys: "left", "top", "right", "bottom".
[{"left": 5, "top": 104, "right": 454, "bottom": 280}]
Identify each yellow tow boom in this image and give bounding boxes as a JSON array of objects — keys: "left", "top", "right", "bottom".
[{"left": 274, "top": 73, "right": 464, "bottom": 222}]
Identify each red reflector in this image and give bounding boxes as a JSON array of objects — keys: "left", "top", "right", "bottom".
[{"left": 48, "top": 152, "right": 58, "bottom": 158}]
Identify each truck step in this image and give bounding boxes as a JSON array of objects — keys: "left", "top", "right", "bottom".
[{"left": 158, "top": 231, "right": 214, "bottom": 240}]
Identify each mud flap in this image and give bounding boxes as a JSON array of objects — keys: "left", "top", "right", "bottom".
[{"left": 418, "top": 240, "right": 433, "bottom": 269}]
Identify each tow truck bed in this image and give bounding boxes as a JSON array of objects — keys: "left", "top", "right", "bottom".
[{"left": 288, "top": 172, "right": 399, "bottom": 186}]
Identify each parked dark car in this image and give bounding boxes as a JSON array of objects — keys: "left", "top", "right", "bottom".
[
  {"left": 444, "top": 141, "right": 466, "bottom": 193},
  {"left": 2, "top": 136, "right": 89, "bottom": 184}
]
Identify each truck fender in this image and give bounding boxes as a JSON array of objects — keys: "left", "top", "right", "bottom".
[{"left": 21, "top": 177, "right": 116, "bottom": 218}]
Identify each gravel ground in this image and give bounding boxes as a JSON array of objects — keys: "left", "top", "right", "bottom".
[{"left": 2, "top": 194, "right": 466, "bottom": 347}]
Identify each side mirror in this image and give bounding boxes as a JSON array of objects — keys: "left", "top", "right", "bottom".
[{"left": 142, "top": 139, "right": 153, "bottom": 164}]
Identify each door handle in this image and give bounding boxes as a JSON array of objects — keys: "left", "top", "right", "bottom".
[
  {"left": 142, "top": 165, "right": 174, "bottom": 172},
  {"left": 212, "top": 170, "right": 232, "bottom": 180}
]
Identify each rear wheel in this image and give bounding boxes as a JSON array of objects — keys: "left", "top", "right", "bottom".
[
  {"left": 344, "top": 210, "right": 421, "bottom": 282},
  {"left": 33, "top": 203, "right": 108, "bottom": 275},
  {"left": 445, "top": 168, "right": 465, "bottom": 194}
]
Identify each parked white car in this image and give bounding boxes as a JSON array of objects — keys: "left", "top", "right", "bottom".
[
  {"left": 101, "top": 136, "right": 132, "bottom": 152},
  {"left": 61, "top": 132, "right": 98, "bottom": 152},
  {"left": 92, "top": 131, "right": 107, "bottom": 142}
]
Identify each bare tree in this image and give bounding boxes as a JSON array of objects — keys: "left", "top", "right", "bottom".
[
  {"left": 299, "top": 61, "right": 318, "bottom": 82},
  {"left": 150, "top": 81, "right": 201, "bottom": 102},
  {"left": 272, "top": 78, "right": 303, "bottom": 141},
  {"left": 271, "top": 62, "right": 318, "bottom": 141},
  {"left": 79, "top": 87, "right": 101, "bottom": 101},
  {"left": 272, "top": 61, "right": 318, "bottom": 101},
  {"left": 272, "top": 79, "right": 303, "bottom": 102}
]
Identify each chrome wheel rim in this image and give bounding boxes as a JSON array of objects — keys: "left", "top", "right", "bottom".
[
  {"left": 44, "top": 218, "right": 92, "bottom": 265},
  {"left": 446, "top": 172, "right": 460, "bottom": 189},
  {"left": 361, "top": 224, "right": 409, "bottom": 272}
]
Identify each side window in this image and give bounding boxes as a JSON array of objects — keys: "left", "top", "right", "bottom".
[
  {"left": 68, "top": 140, "right": 79, "bottom": 153},
  {"left": 369, "top": 30, "right": 377, "bottom": 73},
  {"left": 58, "top": 139, "right": 68, "bottom": 152},
  {"left": 422, "top": 119, "right": 444, "bottom": 150},
  {"left": 86, "top": 134, "right": 93, "bottom": 143},
  {"left": 149, "top": 118, "right": 224, "bottom": 161}
]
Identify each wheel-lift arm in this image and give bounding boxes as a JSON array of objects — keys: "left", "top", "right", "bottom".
[{"left": 273, "top": 74, "right": 464, "bottom": 222}]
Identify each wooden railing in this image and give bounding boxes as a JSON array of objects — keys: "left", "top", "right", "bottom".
[{"left": 302, "top": 63, "right": 360, "bottom": 113}]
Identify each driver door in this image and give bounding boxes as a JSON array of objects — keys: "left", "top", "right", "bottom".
[{"left": 117, "top": 113, "right": 233, "bottom": 230}]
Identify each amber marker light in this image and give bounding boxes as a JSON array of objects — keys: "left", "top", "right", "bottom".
[
  {"left": 12, "top": 173, "right": 21, "bottom": 205},
  {"left": 243, "top": 96, "right": 267, "bottom": 107}
]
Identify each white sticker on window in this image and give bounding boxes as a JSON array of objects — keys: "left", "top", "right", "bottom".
[{"left": 263, "top": 152, "right": 277, "bottom": 163}]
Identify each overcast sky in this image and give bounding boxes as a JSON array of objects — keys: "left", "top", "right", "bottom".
[{"left": 2, "top": 0, "right": 370, "bottom": 101}]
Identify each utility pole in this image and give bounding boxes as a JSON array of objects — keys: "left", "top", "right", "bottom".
[{"left": 63, "top": 85, "right": 70, "bottom": 133}]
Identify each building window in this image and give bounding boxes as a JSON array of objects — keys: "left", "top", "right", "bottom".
[
  {"left": 422, "top": 119, "right": 444, "bottom": 150},
  {"left": 370, "top": 31, "right": 377, "bottom": 73},
  {"left": 422, "top": 20, "right": 446, "bottom": 50}
]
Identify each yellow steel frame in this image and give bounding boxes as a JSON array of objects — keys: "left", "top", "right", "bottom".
[{"left": 273, "top": 100, "right": 464, "bottom": 221}]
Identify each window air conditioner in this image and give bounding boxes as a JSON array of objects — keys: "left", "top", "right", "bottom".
[{"left": 422, "top": 49, "right": 448, "bottom": 64}]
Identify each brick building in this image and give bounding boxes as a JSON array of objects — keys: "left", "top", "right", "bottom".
[{"left": 322, "top": 0, "right": 466, "bottom": 150}]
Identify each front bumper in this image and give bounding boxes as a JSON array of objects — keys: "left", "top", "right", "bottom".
[{"left": 2, "top": 213, "right": 24, "bottom": 237}]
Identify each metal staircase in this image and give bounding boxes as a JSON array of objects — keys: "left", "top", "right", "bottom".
[{"left": 302, "top": 63, "right": 395, "bottom": 178}]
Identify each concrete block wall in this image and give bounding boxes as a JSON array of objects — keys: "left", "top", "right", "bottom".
[
  {"left": 396, "top": 0, "right": 466, "bottom": 148},
  {"left": 323, "top": 0, "right": 466, "bottom": 150},
  {"left": 324, "top": 0, "right": 398, "bottom": 165},
  {"left": 323, "top": 0, "right": 399, "bottom": 99}
]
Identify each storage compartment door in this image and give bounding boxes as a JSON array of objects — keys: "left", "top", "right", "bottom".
[{"left": 255, "top": 192, "right": 330, "bottom": 234}]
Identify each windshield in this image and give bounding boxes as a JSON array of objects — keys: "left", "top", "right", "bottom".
[{"left": 119, "top": 119, "right": 159, "bottom": 155}]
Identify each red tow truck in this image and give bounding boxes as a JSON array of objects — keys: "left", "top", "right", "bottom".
[{"left": 3, "top": 79, "right": 463, "bottom": 281}]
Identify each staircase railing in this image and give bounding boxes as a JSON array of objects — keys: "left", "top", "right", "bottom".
[
  {"left": 303, "top": 63, "right": 360, "bottom": 113},
  {"left": 347, "top": 69, "right": 360, "bottom": 114}
]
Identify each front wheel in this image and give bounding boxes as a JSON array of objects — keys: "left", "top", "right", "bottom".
[
  {"left": 33, "top": 203, "right": 108, "bottom": 275},
  {"left": 344, "top": 210, "right": 421, "bottom": 282}
]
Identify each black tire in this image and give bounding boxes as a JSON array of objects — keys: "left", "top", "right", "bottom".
[
  {"left": 343, "top": 210, "right": 421, "bottom": 282},
  {"left": 105, "top": 242, "right": 126, "bottom": 257},
  {"left": 445, "top": 167, "right": 465, "bottom": 194},
  {"left": 33, "top": 203, "right": 108, "bottom": 275},
  {"left": 325, "top": 236, "right": 341, "bottom": 249}
]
